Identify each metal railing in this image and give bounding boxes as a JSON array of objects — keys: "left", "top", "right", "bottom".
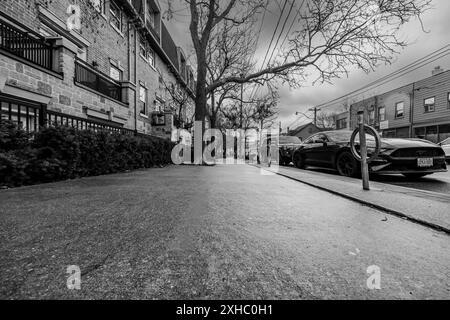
[
  {"left": 46, "top": 110, "right": 135, "bottom": 136},
  {"left": 0, "top": 18, "right": 54, "bottom": 71},
  {"left": 1, "top": 98, "right": 134, "bottom": 136},
  {"left": 74, "top": 59, "right": 122, "bottom": 102}
]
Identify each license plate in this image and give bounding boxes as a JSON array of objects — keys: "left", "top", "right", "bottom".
[{"left": 417, "top": 158, "right": 433, "bottom": 167}]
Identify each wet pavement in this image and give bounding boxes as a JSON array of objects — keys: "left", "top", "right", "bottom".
[{"left": 0, "top": 165, "right": 449, "bottom": 299}]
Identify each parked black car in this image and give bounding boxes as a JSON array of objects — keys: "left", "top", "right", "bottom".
[{"left": 292, "top": 131, "right": 448, "bottom": 178}]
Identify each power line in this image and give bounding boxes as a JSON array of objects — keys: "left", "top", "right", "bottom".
[
  {"left": 259, "top": 0, "right": 289, "bottom": 72},
  {"left": 267, "top": 0, "right": 296, "bottom": 66},
  {"left": 316, "top": 45, "right": 450, "bottom": 110},
  {"left": 249, "top": 0, "right": 289, "bottom": 101},
  {"left": 252, "top": 0, "right": 269, "bottom": 62},
  {"left": 280, "top": 0, "right": 306, "bottom": 50}
]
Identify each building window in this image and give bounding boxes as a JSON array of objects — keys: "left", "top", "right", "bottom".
[
  {"left": 424, "top": 97, "right": 435, "bottom": 113},
  {"left": 369, "top": 110, "right": 375, "bottom": 125},
  {"left": 147, "top": 8, "right": 155, "bottom": 29},
  {"left": 139, "top": 86, "right": 147, "bottom": 116},
  {"left": 139, "top": 36, "right": 147, "bottom": 58},
  {"left": 155, "top": 99, "right": 163, "bottom": 112},
  {"left": 379, "top": 106, "right": 386, "bottom": 122},
  {"left": 139, "top": 37, "right": 155, "bottom": 67},
  {"left": 110, "top": 64, "right": 122, "bottom": 81},
  {"left": 91, "top": 0, "right": 105, "bottom": 14},
  {"left": 110, "top": 0, "right": 122, "bottom": 32},
  {"left": 395, "top": 102, "right": 404, "bottom": 118},
  {"left": 336, "top": 118, "right": 347, "bottom": 130},
  {"left": 147, "top": 47, "right": 155, "bottom": 67}
]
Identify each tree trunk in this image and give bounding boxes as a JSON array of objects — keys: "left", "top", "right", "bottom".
[
  {"left": 210, "top": 93, "right": 216, "bottom": 129},
  {"left": 194, "top": 54, "right": 208, "bottom": 164},
  {"left": 195, "top": 57, "right": 207, "bottom": 123}
]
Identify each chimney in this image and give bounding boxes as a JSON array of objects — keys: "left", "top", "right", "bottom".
[{"left": 432, "top": 66, "right": 444, "bottom": 76}]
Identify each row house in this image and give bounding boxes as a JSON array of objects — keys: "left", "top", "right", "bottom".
[
  {"left": 0, "top": 0, "right": 195, "bottom": 140},
  {"left": 345, "top": 67, "right": 450, "bottom": 143}
]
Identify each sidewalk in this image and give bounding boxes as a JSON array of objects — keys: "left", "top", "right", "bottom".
[{"left": 257, "top": 165, "right": 450, "bottom": 233}]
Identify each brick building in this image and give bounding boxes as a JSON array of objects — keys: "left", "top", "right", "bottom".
[
  {"left": 345, "top": 68, "right": 450, "bottom": 143},
  {"left": 0, "top": 0, "right": 195, "bottom": 140}
]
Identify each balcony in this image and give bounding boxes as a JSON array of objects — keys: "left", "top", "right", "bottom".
[
  {"left": 74, "top": 59, "right": 122, "bottom": 102},
  {"left": 0, "top": 18, "right": 55, "bottom": 72}
]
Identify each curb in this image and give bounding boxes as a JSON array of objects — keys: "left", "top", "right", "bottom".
[{"left": 255, "top": 165, "right": 450, "bottom": 235}]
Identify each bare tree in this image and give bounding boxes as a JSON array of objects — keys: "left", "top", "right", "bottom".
[
  {"left": 157, "top": 70, "right": 195, "bottom": 130},
  {"left": 220, "top": 90, "right": 279, "bottom": 131},
  {"left": 167, "top": 0, "right": 431, "bottom": 125},
  {"left": 315, "top": 111, "right": 338, "bottom": 130},
  {"left": 206, "top": 16, "right": 257, "bottom": 128}
]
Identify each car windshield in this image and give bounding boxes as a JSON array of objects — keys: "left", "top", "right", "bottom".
[
  {"left": 441, "top": 138, "right": 450, "bottom": 145},
  {"left": 279, "top": 136, "right": 302, "bottom": 144},
  {"left": 327, "top": 131, "right": 376, "bottom": 142}
]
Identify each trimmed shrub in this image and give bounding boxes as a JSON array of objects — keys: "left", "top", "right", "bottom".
[{"left": 0, "top": 120, "right": 175, "bottom": 187}]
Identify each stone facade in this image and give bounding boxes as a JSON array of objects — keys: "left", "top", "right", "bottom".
[{"left": 0, "top": 0, "right": 195, "bottom": 140}]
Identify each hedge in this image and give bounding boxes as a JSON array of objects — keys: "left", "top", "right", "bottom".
[{"left": 0, "top": 120, "right": 175, "bottom": 187}]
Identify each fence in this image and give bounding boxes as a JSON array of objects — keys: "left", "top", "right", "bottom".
[
  {"left": 74, "top": 59, "right": 122, "bottom": 102},
  {"left": 46, "top": 110, "right": 135, "bottom": 136},
  {"left": 0, "top": 18, "right": 54, "bottom": 71},
  {"left": 0, "top": 97, "right": 135, "bottom": 136}
]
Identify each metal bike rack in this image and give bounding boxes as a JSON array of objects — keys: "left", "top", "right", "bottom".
[{"left": 349, "top": 112, "right": 382, "bottom": 190}]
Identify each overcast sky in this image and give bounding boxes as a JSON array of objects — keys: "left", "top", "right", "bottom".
[{"left": 160, "top": 0, "right": 450, "bottom": 131}]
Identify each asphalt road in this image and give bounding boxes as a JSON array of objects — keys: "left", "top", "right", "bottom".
[
  {"left": 292, "top": 164, "right": 450, "bottom": 194},
  {"left": 0, "top": 165, "right": 449, "bottom": 299}
]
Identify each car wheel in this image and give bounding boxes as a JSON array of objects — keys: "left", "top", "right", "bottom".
[
  {"left": 293, "top": 152, "right": 305, "bottom": 169},
  {"left": 336, "top": 151, "right": 359, "bottom": 178},
  {"left": 402, "top": 173, "right": 430, "bottom": 179}
]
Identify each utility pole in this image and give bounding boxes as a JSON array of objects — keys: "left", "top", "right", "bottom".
[
  {"left": 240, "top": 73, "right": 244, "bottom": 128},
  {"left": 358, "top": 111, "right": 370, "bottom": 190},
  {"left": 307, "top": 107, "right": 319, "bottom": 126}
]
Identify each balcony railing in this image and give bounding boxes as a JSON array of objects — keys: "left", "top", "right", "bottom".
[
  {"left": 74, "top": 59, "right": 122, "bottom": 102},
  {"left": 0, "top": 18, "right": 54, "bottom": 71}
]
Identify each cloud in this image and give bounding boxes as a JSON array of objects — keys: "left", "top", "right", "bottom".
[{"left": 160, "top": 0, "right": 450, "bottom": 131}]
